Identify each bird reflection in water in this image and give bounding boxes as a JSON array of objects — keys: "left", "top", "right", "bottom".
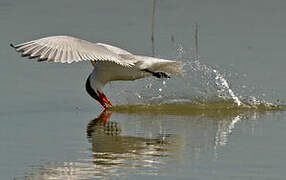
[
  {"left": 86, "top": 110, "right": 181, "bottom": 169},
  {"left": 19, "top": 105, "right": 276, "bottom": 180},
  {"left": 20, "top": 110, "right": 182, "bottom": 180}
]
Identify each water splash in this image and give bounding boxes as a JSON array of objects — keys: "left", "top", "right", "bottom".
[
  {"left": 131, "top": 58, "right": 244, "bottom": 106},
  {"left": 189, "top": 60, "right": 243, "bottom": 106},
  {"left": 107, "top": 45, "right": 282, "bottom": 108}
]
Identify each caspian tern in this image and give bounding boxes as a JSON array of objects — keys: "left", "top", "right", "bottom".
[{"left": 10, "top": 35, "right": 183, "bottom": 109}]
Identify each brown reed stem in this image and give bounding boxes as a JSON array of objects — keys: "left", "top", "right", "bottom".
[
  {"left": 151, "top": 0, "right": 157, "bottom": 57},
  {"left": 194, "top": 23, "right": 199, "bottom": 59}
]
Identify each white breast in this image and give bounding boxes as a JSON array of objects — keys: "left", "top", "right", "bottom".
[{"left": 90, "top": 61, "right": 150, "bottom": 90}]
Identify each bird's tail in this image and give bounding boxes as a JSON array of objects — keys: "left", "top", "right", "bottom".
[{"left": 135, "top": 55, "right": 183, "bottom": 76}]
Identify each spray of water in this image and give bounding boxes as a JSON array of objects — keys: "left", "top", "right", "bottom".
[
  {"left": 106, "top": 45, "right": 281, "bottom": 108},
  {"left": 189, "top": 60, "right": 243, "bottom": 106}
]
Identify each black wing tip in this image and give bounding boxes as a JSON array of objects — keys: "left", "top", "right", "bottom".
[
  {"left": 37, "top": 58, "right": 47, "bottom": 62},
  {"left": 142, "top": 69, "right": 171, "bottom": 79},
  {"left": 10, "top": 43, "right": 16, "bottom": 48}
]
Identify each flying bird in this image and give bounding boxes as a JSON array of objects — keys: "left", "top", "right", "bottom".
[{"left": 10, "top": 35, "right": 183, "bottom": 109}]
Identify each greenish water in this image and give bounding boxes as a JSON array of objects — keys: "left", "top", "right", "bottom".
[
  {"left": 1, "top": 0, "right": 286, "bottom": 180},
  {"left": 110, "top": 101, "right": 286, "bottom": 116}
]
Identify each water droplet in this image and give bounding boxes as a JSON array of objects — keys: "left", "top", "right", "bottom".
[{"left": 146, "top": 83, "right": 152, "bottom": 88}]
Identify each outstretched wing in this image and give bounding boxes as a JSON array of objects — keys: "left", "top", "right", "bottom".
[{"left": 10, "top": 35, "right": 135, "bottom": 67}]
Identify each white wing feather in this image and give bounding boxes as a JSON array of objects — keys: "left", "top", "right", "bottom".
[{"left": 11, "top": 35, "right": 135, "bottom": 67}]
